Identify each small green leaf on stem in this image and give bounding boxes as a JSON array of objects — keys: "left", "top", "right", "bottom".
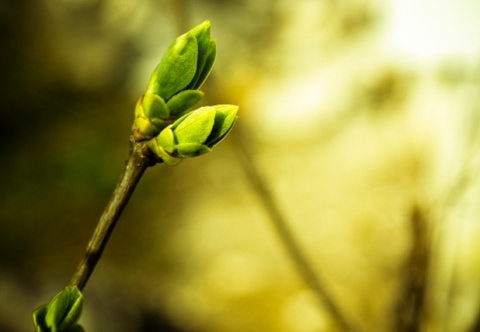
[
  {"left": 157, "top": 125, "right": 176, "bottom": 153},
  {"left": 33, "top": 306, "right": 49, "bottom": 332},
  {"left": 142, "top": 91, "right": 169, "bottom": 120},
  {"left": 175, "top": 143, "right": 212, "bottom": 157},
  {"left": 33, "top": 286, "right": 84, "bottom": 332},
  {"left": 166, "top": 90, "right": 204, "bottom": 117}
]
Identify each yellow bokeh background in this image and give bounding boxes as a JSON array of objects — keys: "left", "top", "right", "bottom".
[{"left": 1, "top": 0, "right": 480, "bottom": 331}]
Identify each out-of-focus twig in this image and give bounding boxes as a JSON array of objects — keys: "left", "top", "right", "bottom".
[
  {"left": 393, "top": 205, "right": 430, "bottom": 332},
  {"left": 231, "top": 126, "right": 356, "bottom": 332}
]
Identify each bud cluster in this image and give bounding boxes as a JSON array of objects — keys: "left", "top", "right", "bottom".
[{"left": 132, "top": 20, "right": 238, "bottom": 165}]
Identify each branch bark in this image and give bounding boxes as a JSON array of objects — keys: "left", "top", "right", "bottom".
[{"left": 69, "top": 136, "right": 155, "bottom": 291}]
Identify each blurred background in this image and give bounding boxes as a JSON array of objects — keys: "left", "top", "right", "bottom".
[{"left": 1, "top": 0, "right": 480, "bottom": 331}]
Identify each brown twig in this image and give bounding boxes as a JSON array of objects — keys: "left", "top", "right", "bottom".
[
  {"left": 69, "top": 136, "right": 155, "bottom": 291},
  {"left": 231, "top": 126, "right": 356, "bottom": 331}
]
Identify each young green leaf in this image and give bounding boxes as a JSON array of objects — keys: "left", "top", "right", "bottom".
[
  {"left": 147, "top": 33, "right": 198, "bottom": 101},
  {"left": 187, "top": 21, "right": 216, "bottom": 90},
  {"left": 166, "top": 90, "right": 204, "bottom": 117},
  {"left": 172, "top": 107, "right": 216, "bottom": 144},
  {"left": 33, "top": 306, "right": 49, "bottom": 332},
  {"left": 33, "top": 286, "right": 84, "bottom": 332},
  {"left": 189, "top": 40, "right": 217, "bottom": 90},
  {"left": 45, "top": 286, "right": 83, "bottom": 331},
  {"left": 157, "top": 126, "right": 176, "bottom": 153},
  {"left": 205, "top": 105, "right": 239, "bottom": 147},
  {"left": 175, "top": 143, "right": 211, "bottom": 157},
  {"left": 189, "top": 20, "right": 211, "bottom": 48},
  {"left": 142, "top": 91, "right": 170, "bottom": 119}
]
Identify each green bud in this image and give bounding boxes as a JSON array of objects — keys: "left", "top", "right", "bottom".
[
  {"left": 147, "top": 32, "right": 198, "bottom": 101},
  {"left": 147, "top": 105, "right": 238, "bottom": 165},
  {"left": 134, "top": 21, "right": 220, "bottom": 142},
  {"left": 33, "top": 286, "right": 84, "bottom": 332},
  {"left": 146, "top": 20, "right": 216, "bottom": 102}
]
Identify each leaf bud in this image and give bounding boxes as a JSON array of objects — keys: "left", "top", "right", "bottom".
[
  {"left": 33, "top": 286, "right": 84, "bottom": 332},
  {"left": 146, "top": 20, "right": 216, "bottom": 102},
  {"left": 147, "top": 105, "right": 238, "bottom": 165}
]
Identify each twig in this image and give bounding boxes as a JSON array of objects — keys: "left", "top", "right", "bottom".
[
  {"left": 231, "top": 127, "right": 356, "bottom": 331},
  {"left": 69, "top": 136, "right": 155, "bottom": 291},
  {"left": 394, "top": 205, "right": 430, "bottom": 331}
]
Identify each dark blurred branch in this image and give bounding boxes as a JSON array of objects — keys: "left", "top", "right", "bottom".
[
  {"left": 70, "top": 136, "right": 154, "bottom": 291},
  {"left": 468, "top": 310, "right": 480, "bottom": 332},
  {"left": 170, "top": 0, "right": 190, "bottom": 34},
  {"left": 394, "top": 205, "right": 430, "bottom": 332},
  {"left": 231, "top": 126, "right": 356, "bottom": 332}
]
